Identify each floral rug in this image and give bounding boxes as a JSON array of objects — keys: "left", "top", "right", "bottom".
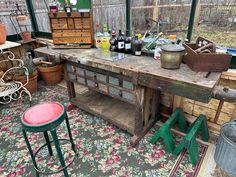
[{"left": 0, "top": 84, "right": 210, "bottom": 177}]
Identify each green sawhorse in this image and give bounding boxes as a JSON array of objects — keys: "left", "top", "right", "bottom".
[
  {"left": 150, "top": 108, "right": 188, "bottom": 153},
  {"left": 173, "top": 115, "right": 209, "bottom": 166},
  {"left": 151, "top": 108, "right": 209, "bottom": 166}
]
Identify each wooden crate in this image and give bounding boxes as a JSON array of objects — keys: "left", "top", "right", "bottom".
[{"left": 48, "top": 12, "right": 93, "bottom": 48}]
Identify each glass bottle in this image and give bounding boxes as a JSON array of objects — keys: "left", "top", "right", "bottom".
[
  {"left": 117, "top": 30, "right": 125, "bottom": 53},
  {"left": 124, "top": 30, "right": 131, "bottom": 54},
  {"left": 65, "top": 0, "right": 72, "bottom": 13},
  {"left": 49, "top": 0, "right": 58, "bottom": 13},
  {"left": 132, "top": 35, "right": 142, "bottom": 56},
  {"left": 94, "top": 24, "right": 103, "bottom": 48},
  {"left": 109, "top": 31, "right": 117, "bottom": 52},
  {"left": 101, "top": 24, "right": 111, "bottom": 50}
]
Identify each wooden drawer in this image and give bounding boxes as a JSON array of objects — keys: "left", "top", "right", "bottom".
[
  {"left": 51, "top": 19, "right": 68, "bottom": 29},
  {"left": 67, "top": 18, "right": 74, "bottom": 29},
  {"left": 53, "top": 37, "right": 92, "bottom": 44},
  {"left": 53, "top": 30, "right": 91, "bottom": 38},
  {"left": 74, "top": 18, "right": 91, "bottom": 29}
]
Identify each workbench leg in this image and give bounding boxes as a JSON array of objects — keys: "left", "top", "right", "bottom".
[
  {"left": 63, "top": 63, "right": 76, "bottom": 100},
  {"left": 131, "top": 89, "right": 161, "bottom": 147}
]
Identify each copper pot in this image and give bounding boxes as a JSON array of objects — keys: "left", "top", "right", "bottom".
[
  {"left": 0, "top": 23, "right": 6, "bottom": 44},
  {"left": 160, "top": 44, "right": 185, "bottom": 69}
]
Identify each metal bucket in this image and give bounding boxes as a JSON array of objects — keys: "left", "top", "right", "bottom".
[{"left": 214, "top": 120, "right": 236, "bottom": 176}]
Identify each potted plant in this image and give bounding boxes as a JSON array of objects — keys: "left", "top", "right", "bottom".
[
  {"left": 36, "top": 58, "right": 62, "bottom": 85},
  {"left": 12, "top": 58, "right": 38, "bottom": 93},
  {"left": 0, "top": 18, "right": 6, "bottom": 44}
]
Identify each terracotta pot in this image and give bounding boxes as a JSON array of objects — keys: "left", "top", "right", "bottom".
[
  {"left": 0, "top": 23, "right": 6, "bottom": 44},
  {"left": 14, "top": 71, "right": 38, "bottom": 93},
  {"left": 37, "top": 65, "right": 62, "bottom": 85},
  {"left": 20, "top": 31, "right": 32, "bottom": 41}
]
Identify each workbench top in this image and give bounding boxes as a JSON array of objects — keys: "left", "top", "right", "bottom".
[{"left": 35, "top": 47, "right": 222, "bottom": 102}]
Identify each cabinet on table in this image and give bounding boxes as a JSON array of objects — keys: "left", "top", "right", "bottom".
[{"left": 48, "top": 12, "right": 93, "bottom": 48}]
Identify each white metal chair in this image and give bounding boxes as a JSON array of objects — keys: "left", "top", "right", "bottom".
[{"left": 0, "top": 50, "right": 31, "bottom": 104}]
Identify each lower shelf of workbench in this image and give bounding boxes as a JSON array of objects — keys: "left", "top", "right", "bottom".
[{"left": 70, "top": 90, "right": 136, "bottom": 135}]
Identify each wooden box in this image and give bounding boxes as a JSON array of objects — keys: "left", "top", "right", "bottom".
[
  {"left": 183, "top": 37, "right": 232, "bottom": 72},
  {"left": 48, "top": 12, "right": 93, "bottom": 48}
]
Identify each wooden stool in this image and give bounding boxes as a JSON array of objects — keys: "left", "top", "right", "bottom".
[{"left": 21, "top": 102, "right": 77, "bottom": 177}]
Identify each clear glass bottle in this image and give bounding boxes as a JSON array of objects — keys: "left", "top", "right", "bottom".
[
  {"left": 109, "top": 31, "right": 117, "bottom": 52},
  {"left": 94, "top": 24, "right": 103, "bottom": 48}
]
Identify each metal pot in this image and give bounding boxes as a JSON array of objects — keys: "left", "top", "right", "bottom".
[{"left": 160, "top": 44, "right": 185, "bottom": 69}]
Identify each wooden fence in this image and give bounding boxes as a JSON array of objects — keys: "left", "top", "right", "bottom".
[{"left": 1, "top": 0, "right": 235, "bottom": 35}]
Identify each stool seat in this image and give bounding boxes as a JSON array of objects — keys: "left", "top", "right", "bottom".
[{"left": 23, "top": 102, "right": 63, "bottom": 125}]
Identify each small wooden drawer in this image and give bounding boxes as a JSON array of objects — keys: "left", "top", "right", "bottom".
[
  {"left": 77, "top": 76, "right": 86, "bottom": 85},
  {"left": 96, "top": 73, "right": 106, "bottom": 83},
  {"left": 123, "top": 80, "right": 134, "bottom": 90},
  {"left": 51, "top": 19, "right": 68, "bottom": 29},
  {"left": 87, "top": 80, "right": 95, "bottom": 87},
  {"left": 53, "top": 30, "right": 91, "bottom": 38},
  {"left": 67, "top": 18, "right": 75, "bottom": 29},
  {"left": 109, "top": 87, "right": 120, "bottom": 96},
  {"left": 53, "top": 37, "right": 92, "bottom": 44},
  {"left": 85, "top": 70, "right": 94, "bottom": 77},
  {"left": 76, "top": 68, "right": 85, "bottom": 76},
  {"left": 109, "top": 76, "right": 119, "bottom": 86},
  {"left": 98, "top": 83, "right": 107, "bottom": 92},
  {"left": 74, "top": 18, "right": 91, "bottom": 29},
  {"left": 123, "top": 91, "right": 134, "bottom": 101}
]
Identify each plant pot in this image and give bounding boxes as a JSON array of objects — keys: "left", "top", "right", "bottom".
[
  {"left": 0, "top": 23, "right": 6, "bottom": 44},
  {"left": 14, "top": 71, "right": 38, "bottom": 93},
  {"left": 37, "top": 65, "right": 62, "bottom": 85},
  {"left": 20, "top": 31, "right": 32, "bottom": 41}
]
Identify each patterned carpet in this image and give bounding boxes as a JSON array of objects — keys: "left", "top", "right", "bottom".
[{"left": 0, "top": 84, "right": 210, "bottom": 177}]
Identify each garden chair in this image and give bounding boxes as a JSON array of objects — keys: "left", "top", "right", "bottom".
[{"left": 0, "top": 49, "right": 31, "bottom": 104}]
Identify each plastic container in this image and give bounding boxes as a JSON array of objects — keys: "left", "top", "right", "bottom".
[
  {"left": 227, "top": 48, "right": 236, "bottom": 69},
  {"left": 214, "top": 120, "right": 236, "bottom": 176}
]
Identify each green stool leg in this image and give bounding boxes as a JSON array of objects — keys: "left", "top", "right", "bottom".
[
  {"left": 50, "top": 129, "right": 69, "bottom": 177},
  {"left": 43, "top": 131, "right": 53, "bottom": 156},
  {"left": 22, "top": 129, "right": 39, "bottom": 177},
  {"left": 189, "top": 135, "right": 199, "bottom": 166},
  {"left": 65, "top": 114, "right": 77, "bottom": 154}
]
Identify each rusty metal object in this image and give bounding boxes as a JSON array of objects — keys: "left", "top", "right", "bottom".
[
  {"left": 212, "top": 86, "right": 236, "bottom": 103},
  {"left": 195, "top": 43, "right": 214, "bottom": 53},
  {"left": 183, "top": 37, "right": 232, "bottom": 72}
]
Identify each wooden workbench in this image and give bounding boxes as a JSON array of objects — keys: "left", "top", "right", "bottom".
[{"left": 35, "top": 47, "right": 222, "bottom": 145}]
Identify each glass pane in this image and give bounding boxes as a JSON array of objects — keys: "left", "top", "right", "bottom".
[
  {"left": 31, "top": 0, "right": 51, "bottom": 33},
  {"left": 0, "top": 0, "right": 32, "bottom": 36},
  {"left": 192, "top": 0, "right": 236, "bottom": 48}
]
